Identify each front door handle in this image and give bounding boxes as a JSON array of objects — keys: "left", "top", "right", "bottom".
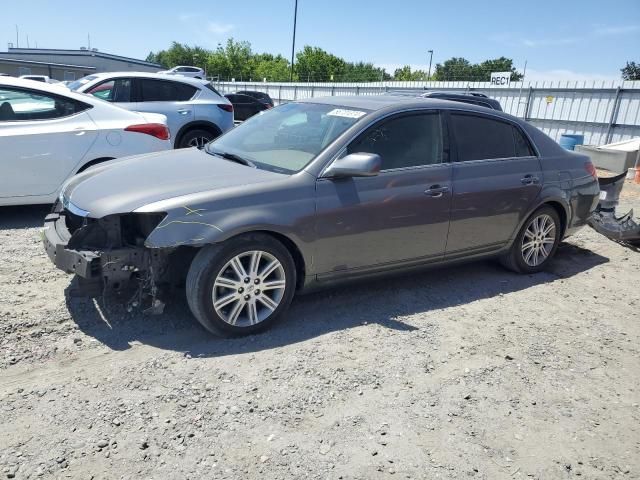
[
  {"left": 424, "top": 185, "right": 450, "bottom": 197},
  {"left": 521, "top": 174, "right": 540, "bottom": 185},
  {"left": 177, "top": 109, "right": 191, "bottom": 115}
]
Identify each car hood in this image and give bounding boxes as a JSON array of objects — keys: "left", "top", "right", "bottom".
[{"left": 63, "top": 149, "right": 285, "bottom": 218}]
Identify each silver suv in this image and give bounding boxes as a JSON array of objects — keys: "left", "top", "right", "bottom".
[{"left": 68, "top": 72, "right": 233, "bottom": 148}]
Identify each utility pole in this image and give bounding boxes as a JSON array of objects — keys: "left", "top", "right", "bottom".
[
  {"left": 15, "top": 25, "right": 19, "bottom": 48},
  {"left": 427, "top": 50, "right": 433, "bottom": 80},
  {"left": 289, "top": 0, "right": 298, "bottom": 82}
]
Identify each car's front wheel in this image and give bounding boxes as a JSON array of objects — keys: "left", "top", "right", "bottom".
[
  {"left": 500, "top": 206, "right": 561, "bottom": 273},
  {"left": 178, "top": 129, "right": 216, "bottom": 149},
  {"left": 186, "top": 234, "right": 297, "bottom": 336}
]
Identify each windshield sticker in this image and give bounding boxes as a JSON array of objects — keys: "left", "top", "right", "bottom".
[{"left": 327, "top": 108, "right": 367, "bottom": 119}]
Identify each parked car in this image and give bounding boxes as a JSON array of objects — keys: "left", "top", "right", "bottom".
[
  {"left": 388, "top": 90, "right": 503, "bottom": 111},
  {"left": 44, "top": 96, "right": 599, "bottom": 336},
  {"left": 420, "top": 91, "right": 503, "bottom": 110},
  {"left": 19, "top": 75, "right": 60, "bottom": 84},
  {"left": 235, "top": 90, "right": 275, "bottom": 108},
  {"left": 67, "top": 72, "right": 233, "bottom": 148},
  {"left": 0, "top": 77, "right": 171, "bottom": 206},
  {"left": 225, "top": 93, "right": 271, "bottom": 121},
  {"left": 157, "top": 66, "right": 205, "bottom": 79}
]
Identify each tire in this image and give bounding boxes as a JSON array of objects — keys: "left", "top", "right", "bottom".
[
  {"left": 500, "top": 206, "right": 561, "bottom": 273},
  {"left": 186, "top": 233, "right": 297, "bottom": 336},
  {"left": 177, "top": 129, "right": 216, "bottom": 149}
]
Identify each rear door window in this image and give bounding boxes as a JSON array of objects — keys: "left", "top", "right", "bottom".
[
  {"left": 139, "top": 79, "right": 197, "bottom": 102},
  {"left": 0, "top": 87, "right": 90, "bottom": 121},
  {"left": 348, "top": 112, "right": 444, "bottom": 170},
  {"left": 450, "top": 113, "right": 528, "bottom": 161},
  {"left": 86, "top": 78, "right": 132, "bottom": 102}
]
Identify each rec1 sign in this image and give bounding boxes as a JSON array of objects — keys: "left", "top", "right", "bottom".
[{"left": 490, "top": 72, "right": 512, "bottom": 86}]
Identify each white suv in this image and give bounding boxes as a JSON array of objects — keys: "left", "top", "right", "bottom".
[
  {"left": 158, "top": 66, "right": 205, "bottom": 79},
  {"left": 68, "top": 72, "right": 234, "bottom": 148}
]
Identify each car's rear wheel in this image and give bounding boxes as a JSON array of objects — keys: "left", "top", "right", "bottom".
[
  {"left": 178, "top": 129, "right": 215, "bottom": 149},
  {"left": 186, "top": 234, "right": 296, "bottom": 336},
  {"left": 500, "top": 206, "right": 561, "bottom": 273}
]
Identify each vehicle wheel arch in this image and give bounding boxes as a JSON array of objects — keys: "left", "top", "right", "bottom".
[
  {"left": 175, "top": 121, "right": 222, "bottom": 148},
  {"left": 506, "top": 195, "right": 571, "bottom": 248}
]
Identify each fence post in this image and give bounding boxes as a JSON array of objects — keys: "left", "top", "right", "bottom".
[
  {"left": 278, "top": 85, "right": 282, "bottom": 104},
  {"left": 524, "top": 86, "right": 534, "bottom": 120},
  {"left": 605, "top": 86, "right": 622, "bottom": 144},
  {"left": 331, "top": 85, "right": 335, "bottom": 96},
  {"left": 356, "top": 86, "right": 360, "bottom": 96},
  {"left": 311, "top": 85, "right": 315, "bottom": 98},
  {"left": 294, "top": 85, "right": 298, "bottom": 100}
]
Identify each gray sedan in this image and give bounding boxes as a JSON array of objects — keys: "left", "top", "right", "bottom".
[{"left": 44, "top": 96, "right": 600, "bottom": 336}]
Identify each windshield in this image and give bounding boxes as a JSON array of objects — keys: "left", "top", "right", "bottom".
[
  {"left": 207, "top": 102, "right": 369, "bottom": 173},
  {"left": 68, "top": 75, "right": 99, "bottom": 91}
]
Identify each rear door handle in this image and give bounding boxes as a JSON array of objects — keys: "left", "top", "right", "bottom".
[
  {"left": 521, "top": 174, "right": 540, "bottom": 185},
  {"left": 424, "top": 185, "right": 450, "bottom": 197}
]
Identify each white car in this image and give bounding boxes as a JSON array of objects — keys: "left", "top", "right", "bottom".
[
  {"left": 0, "top": 77, "right": 171, "bottom": 206},
  {"left": 157, "top": 66, "right": 205, "bottom": 79},
  {"left": 19, "top": 75, "right": 60, "bottom": 84}
]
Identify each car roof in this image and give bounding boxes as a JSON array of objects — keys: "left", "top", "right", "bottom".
[
  {"left": 83, "top": 71, "right": 208, "bottom": 86},
  {"left": 0, "top": 76, "right": 141, "bottom": 112},
  {"left": 301, "top": 94, "right": 487, "bottom": 112},
  {"left": 299, "top": 95, "right": 520, "bottom": 123},
  {"left": 2, "top": 76, "right": 75, "bottom": 94}
]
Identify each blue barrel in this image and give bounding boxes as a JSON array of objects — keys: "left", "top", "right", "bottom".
[{"left": 559, "top": 134, "right": 585, "bottom": 151}]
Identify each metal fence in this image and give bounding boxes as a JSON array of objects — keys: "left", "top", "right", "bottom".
[{"left": 216, "top": 80, "right": 640, "bottom": 146}]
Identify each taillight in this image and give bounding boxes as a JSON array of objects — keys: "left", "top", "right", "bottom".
[
  {"left": 264, "top": 104, "right": 272, "bottom": 109},
  {"left": 124, "top": 123, "right": 170, "bottom": 140},
  {"left": 584, "top": 161, "right": 597, "bottom": 178},
  {"left": 218, "top": 103, "right": 233, "bottom": 113}
]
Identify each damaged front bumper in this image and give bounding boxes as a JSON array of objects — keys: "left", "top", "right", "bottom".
[
  {"left": 588, "top": 172, "right": 640, "bottom": 246},
  {"left": 42, "top": 206, "right": 171, "bottom": 311}
]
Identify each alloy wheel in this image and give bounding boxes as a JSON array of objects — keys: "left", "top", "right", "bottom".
[
  {"left": 521, "top": 213, "right": 556, "bottom": 267},
  {"left": 211, "top": 250, "right": 286, "bottom": 327},
  {"left": 188, "top": 136, "right": 211, "bottom": 149}
]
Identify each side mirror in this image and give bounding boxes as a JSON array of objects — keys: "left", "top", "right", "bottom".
[{"left": 323, "top": 152, "right": 381, "bottom": 178}]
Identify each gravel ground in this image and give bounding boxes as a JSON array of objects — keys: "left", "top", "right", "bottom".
[{"left": 1, "top": 183, "right": 639, "bottom": 480}]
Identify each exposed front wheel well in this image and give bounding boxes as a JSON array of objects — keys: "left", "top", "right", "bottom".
[{"left": 76, "top": 157, "right": 115, "bottom": 174}]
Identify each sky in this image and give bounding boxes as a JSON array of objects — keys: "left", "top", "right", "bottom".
[{"left": 3, "top": 0, "right": 640, "bottom": 81}]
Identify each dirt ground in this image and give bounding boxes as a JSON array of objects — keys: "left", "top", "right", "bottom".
[{"left": 1, "top": 181, "right": 639, "bottom": 479}]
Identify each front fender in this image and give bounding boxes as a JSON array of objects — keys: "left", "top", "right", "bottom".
[{"left": 142, "top": 199, "right": 316, "bottom": 268}]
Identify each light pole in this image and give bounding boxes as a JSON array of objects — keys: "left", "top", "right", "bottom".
[
  {"left": 427, "top": 50, "right": 433, "bottom": 80},
  {"left": 289, "top": 0, "right": 298, "bottom": 82}
]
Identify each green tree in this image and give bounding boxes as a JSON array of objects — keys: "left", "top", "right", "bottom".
[
  {"left": 393, "top": 65, "right": 427, "bottom": 81},
  {"left": 295, "top": 46, "right": 346, "bottom": 82},
  {"left": 433, "top": 57, "right": 474, "bottom": 81},
  {"left": 621, "top": 61, "right": 640, "bottom": 80},
  {"left": 434, "top": 56, "right": 522, "bottom": 81},
  {"left": 343, "top": 62, "right": 389, "bottom": 82},
  {"left": 251, "top": 53, "right": 291, "bottom": 82}
]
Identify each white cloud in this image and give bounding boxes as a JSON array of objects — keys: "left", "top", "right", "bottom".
[
  {"left": 207, "top": 21, "right": 234, "bottom": 35},
  {"left": 594, "top": 24, "right": 640, "bottom": 36}
]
